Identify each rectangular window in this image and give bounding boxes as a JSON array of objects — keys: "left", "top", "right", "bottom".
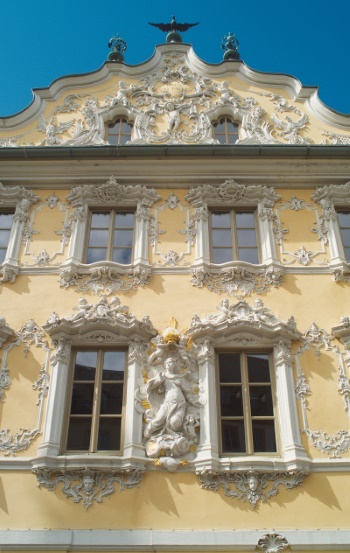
[
  {"left": 86, "top": 210, "right": 134, "bottom": 264},
  {"left": 337, "top": 211, "right": 350, "bottom": 262},
  {"left": 0, "top": 211, "right": 14, "bottom": 264},
  {"left": 210, "top": 210, "right": 259, "bottom": 264},
  {"left": 218, "top": 352, "right": 277, "bottom": 454},
  {"left": 65, "top": 349, "right": 126, "bottom": 452}
]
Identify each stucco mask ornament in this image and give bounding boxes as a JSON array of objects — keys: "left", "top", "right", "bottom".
[{"left": 136, "top": 319, "right": 204, "bottom": 471}]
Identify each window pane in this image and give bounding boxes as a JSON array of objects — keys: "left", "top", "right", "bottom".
[
  {"left": 337, "top": 212, "right": 350, "bottom": 227},
  {"left": 219, "top": 353, "right": 241, "bottom": 382},
  {"left": 237, "top": 248, "right": 259, "bottom": 264},
  {"left": 235, "top": 212, "right": 256, "bottom": 228},
  {"left": 250, "top": 386, "right": 274, "bottom": 416},
  {"left": 340, "top": 228, "right": 350, "bottom": 246},
  {"left": 214, "top": 121, "right": 226, "bottom": 132},
  {"left": 121, "top": 121, "right": 133, "bottom": 133},
  {"left": 221, "top": 420, "right": 246, "bottom": 453},
  {"left": 86, "top": 248, "right": 107, "bottom": 264},
  {"left": 97, "top": 418, "right": 121, "bottom": 450},
  {"left": 0, "top": 250, "right": 6, "bottom": 264},
  {"left": 91, "top": 212, "right": 110, "bottom": 228},
  {"left": 103, "top": 351, "right": 125, "bottom": 380},
  {"left": 252, "top": 420, "right": 276, "bottom": 452},
  {"left": 119, "top": 134, "right": 130, "bottom": 145},
  {"left": 100, "top": 384, "right": 123, "bottom": 414},
  {"left": 113, "top": 229, "right": 133, "bottom": 247},
  {"left": 115, "top": 213, "right": 134, "bottom": 228},
  {"left": 70, "top": 384, "right": 94, "bottom": 414},
  {"left": 212, "top": 229, "right": 232, "bottom": 247},
  {"left": 211, "top": 212, "right": 230, "bottom": 228},
  {"left": 247, "top": 354, "right": 270, "bottom": 383},
  {"left": 236, "top": 229, "right": 258, "bottom": 247},
  {"left": 220, "top": 386, "right": 243, "bottom": 416},
  {"left": 0, "top": 230, "right": 11, "bottom": 247},
  {"left": 88, "top": 229, "right": 109, "bottom": 247},
  {"left": 345, "top": 247, "right": 350, "bottom": 262},
  {"left": 112, "top": 248, "right": 132, "bottom": 264},
  {"left": 226, "top": 134, "right": 239, "bottom": 145},
  {"left": 66, "top": 418, "right": 92, "bottom": 450},
  {"left": 212, "top": 248, "right": 233, "bottom": 264},
  {"left": 74, "top": 351, "right": 97, "bottom": 380},
  {"left": 108, "top": 133, "right": 119, "bottom": 146}
]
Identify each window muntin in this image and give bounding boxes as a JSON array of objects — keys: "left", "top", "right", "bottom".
[
  {"left": 210, "top": 210, "right": 259, "bottom": 264},
  {"left": 86, "top": 210, "right": 134, "bottom": 264},
  {"left": 0, "top": 211, "right": 14, "bottom": 264},
  {"left": 213, "top": 117, "right": 239, "bottom": 144},
  {"left": 218, "top": 352, "right": 277, "bottom": 455},
  {"left": 65, "top": 349, "right": 126, "bottom": 453},
  {"left": 337, "top": 211, "right": 350, "bottom": 262},
  {"left": 107, "top": 118, "right": 133, "bottom": 145}
]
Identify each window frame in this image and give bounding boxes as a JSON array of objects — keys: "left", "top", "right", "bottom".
[
  {"left": 63, "top": 347, "right": 127, "bottom": 455},
  {"left": 0, "top": 184, "right": 39, "bottom": 284},
  {"left": 216, "top": 350, "right": 278, "bottom": 456},
  {"left": 212, "top": 116, "right": 240, "bottom": 145},
  {"left": 84, "top": 208, "right": 136, "bottom": 266},
  {"left": 336, "top": 209, "right": 350, "bottom": 263},
  {"left": 311, "top": 183, "right": 350, "bottom": 278},
  {"left": 38, "top": 296, "right": 157, "bottom": 471},
  {"left": 107, "top": 117, "right": 133, "bottom": 145},
  {"left": 209, "top": 208, "right": 261, "bottom": 265},
  {"left": 185, "top": 179, "right": 280, "bottom": 270}
]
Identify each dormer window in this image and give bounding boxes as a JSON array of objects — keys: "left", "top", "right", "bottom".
[
  {"left": 213, "top": 117, "right": 239, "bottom": 144},
  {"left": 107, "top": 117, "right": 133, "bottom": 145}
]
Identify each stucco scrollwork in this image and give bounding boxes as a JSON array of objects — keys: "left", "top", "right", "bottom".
[
  {"left": 186, "top": 180, "right": 280, "bottom": 207},
  {"left": 257, "top": 533, "right": 290, "bottom": 553},
  {"left": 34, "top": 468, "right": 143, "bottom": 510},
  {"left": 21, "top": 192, "right": 71, "bottom": 267},
  {"left": 59, "top": 265, "right": 152, "bottom": 296},
  {"left": 191, "top": 266, "right": 284, "bottom": 299},
  {"left": 0, "top": 320, "right": 50, "bottom": 455},
  {"left": 294, "top": 322, "right": 350, "bottom": 458},
  {"left": 135, "top": 322, "right": 204, "bottom": 471},
  {"left": 0, "top": 183, "right": 40, "bottom": 283},
  {"left": 198, "top": 468, "right": 308, "bottom": 507}
]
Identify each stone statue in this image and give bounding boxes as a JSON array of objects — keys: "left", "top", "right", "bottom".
[{"left": 136, "top": 325, "right": 203, "bottom": 470}]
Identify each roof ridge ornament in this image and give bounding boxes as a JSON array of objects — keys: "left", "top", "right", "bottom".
[
  {"left": 107, "top": 34, "right": 127, "bottom": 62},
  {"left": 148, "top": 15, "right": 199, "bottom": 43},
  {"left": 221, "top": 32, "right": 240, "bottom": 60}
]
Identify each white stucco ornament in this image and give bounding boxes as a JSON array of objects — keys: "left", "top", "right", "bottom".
[{"left": 136, "top": 320, "right": 204, "bottom": 471}]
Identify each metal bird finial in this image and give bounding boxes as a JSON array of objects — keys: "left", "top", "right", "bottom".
[{"left": 148, "top": 15, "right": 199, "bottom": 43}]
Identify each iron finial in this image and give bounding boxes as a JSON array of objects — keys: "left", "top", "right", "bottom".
[
  {"left": 148, "top": 15, "right": 199, "bottom": 43},
  {"left": 221, "top": 32, "right": 240, "bottom": 61},
  {"left": 107, "top": 34, "right": 127, "bottom": 62}
]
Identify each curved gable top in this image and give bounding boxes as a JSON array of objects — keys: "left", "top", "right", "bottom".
[{"left": 1, "top": 43, "right": 349, "bottom": 147}]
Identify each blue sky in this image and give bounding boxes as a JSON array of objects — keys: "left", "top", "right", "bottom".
[{"left": 1, "top": 0, "right": 349, "bottom": 117}]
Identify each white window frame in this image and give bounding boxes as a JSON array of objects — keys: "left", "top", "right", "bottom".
[
  {"left": 36, "top": 297, "right": 156, "bottom": 470},
  {"left": 0, "top": 183, "right": 39, "bottom": 283},
  {"left": 311, "top": 182, "right": 350, "bottom": 278},
  {"left": 185, "top": 179, "right": 280, "bottom": 270},
  {"left": 187, "top": 299, "right": 309, "bottom": 471}
]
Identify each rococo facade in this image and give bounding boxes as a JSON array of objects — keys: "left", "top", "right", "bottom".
[{"left": 0, "top": 37, "right": 350, "bottom": 553}]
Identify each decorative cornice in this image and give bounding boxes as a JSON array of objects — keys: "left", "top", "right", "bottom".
[{"left": 185, "top": 179, "right": 280, "bottom": 208}]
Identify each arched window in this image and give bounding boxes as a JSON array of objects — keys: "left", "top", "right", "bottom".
[
  {"left": 107, "top": 117, "right": 133, "bottom": 145},
  {"left": 213, "top": 117, "right": 239, "bottom": 144}
]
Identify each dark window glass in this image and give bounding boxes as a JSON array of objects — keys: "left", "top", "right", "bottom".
[
  {"left": 66, "top": 350, "right": 126, "bottom": 452},
  {"left": 218, "top": 352, "right": 276, "bottom": 454},
  {"left": 213, "top": 118, "right": 239, "bottom": 144},
  {"left": 211, "top": 210, "right": 259, "bottom": 264},
  {"left": 86, "top": 210, "right": 134, "bottom": 265},
  {"left": 0, "top": 212, "right": 14, "bottom": 264},
  {"left": 337, "top": 211, "right": 350, "bottom": 262},
  {"left": 107, "top": 118, "right": 133, "bottom": 145}
]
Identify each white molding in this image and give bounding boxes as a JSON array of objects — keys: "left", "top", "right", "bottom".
[{"left": 1, "top": 528, "right": 350, "bottom": 551}]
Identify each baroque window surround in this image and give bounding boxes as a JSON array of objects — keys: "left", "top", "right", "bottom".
[
  {"left": 187, "top": 299, "right": 309, "bottom": 472},
  {"left": 0, "top": 183, "right": 40, "bottom": 284},
  {"left": 35, "top": 296, "right": 157, "bottom": 473},
  {"left": 311, "top": 182, "right": 350, "bottom": 282},
  {"left": 185, "top": 179, "right": 284, "bottom": 298},
  {"left": 59, "top": 176, "right": 161, "bottom": 295}
]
